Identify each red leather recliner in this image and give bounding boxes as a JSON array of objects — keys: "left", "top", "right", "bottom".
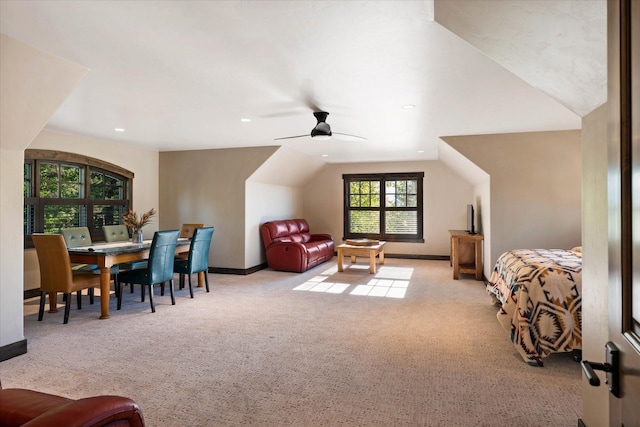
[
  {"left": 0, "top": 381, "right": 145, "bottom": 427},
  {"left": 260, "top": 219, "right": 334, "bottom": 273}
]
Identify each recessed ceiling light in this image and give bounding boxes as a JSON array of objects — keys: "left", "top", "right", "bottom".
[
  {"left": 418, "top": 150, "right": 424, "bottom": 153},
  {"left": 114, "top": 128, "right": 125, "bottom": 132},
  {"left": 240, "top": 118, "right": 251, "bottom": 122},
  {"left": 402, "top": 104, "right": 416, "bottom": 109},
  {"left": 322, "top": 154, "right": 328, "bottom": 157}
]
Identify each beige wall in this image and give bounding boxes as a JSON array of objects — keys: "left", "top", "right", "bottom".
[
  {"left": 581, "top": 104, "right": 609, "bottom": 426},
  {"left": 159, "top": 147, "right": 280, "bottom": 270},
  {"left": 302, "top": 161, "right": 474, "bottom": 257},
  {"left": 443, "top": 130, "right": 582, "bottom": 272},
  {"left": 161, "top": 148, "right": 474, "bottom": 270}
]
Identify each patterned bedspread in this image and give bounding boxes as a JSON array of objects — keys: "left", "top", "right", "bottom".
[{"left": 486, "top": 248, "right": 582, "bottom": 365}]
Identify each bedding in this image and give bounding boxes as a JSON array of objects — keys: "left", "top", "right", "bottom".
[{"left": 486, "top": 248, "right": 582, "bottom": 365}]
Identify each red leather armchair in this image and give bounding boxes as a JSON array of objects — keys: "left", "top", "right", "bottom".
[
  {"left": 0, "top": 382, "right": 145, "bottom": 427},
  {"left": 260, "top": 219, "right": 334, "bottom": 273}
]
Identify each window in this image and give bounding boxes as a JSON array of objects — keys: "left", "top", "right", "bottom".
[
  {"left": 343, "top": 172, "right": 424, "bottom": 243},
  {"left": 24, "top": 150, "right": 134, "bottom": 247}
]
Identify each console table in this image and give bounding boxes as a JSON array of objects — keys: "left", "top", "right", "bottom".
[{"left": 448, "top": 230, "right": 483, "bottom": 281}]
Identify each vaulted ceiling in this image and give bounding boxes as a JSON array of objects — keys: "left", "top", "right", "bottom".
[{"left": 0, "top": 0, "right": 606, "bottom": 163}]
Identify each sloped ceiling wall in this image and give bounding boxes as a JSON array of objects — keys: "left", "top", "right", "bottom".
[
  {"left": 434, "top": 0, "right": 606, "bottom": 117},
  {"left": 0, "top": 34, "right": 88, "bottom": 150},
  {"left": 247, "top": 146, "right": 326, "bottom": 187}
]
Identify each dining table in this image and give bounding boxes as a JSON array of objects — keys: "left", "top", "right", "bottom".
[{"left": 67, "top": 238, "right": 191, "bottom": 319}]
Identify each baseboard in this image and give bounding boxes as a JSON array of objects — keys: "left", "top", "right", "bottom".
[
  {"left": 24, "top": 288, "right": 40, "bottom": 300},
  {"left": 215, "top": 256, "right": 452, "bottom": 276},
  {"left": 384, "top": 253, "right": 449, "bottom": 261},
  {"left": 209, "top": 263, "right": 268, "bottom": 275},
  {"left": 0, "top": 339, "right": 27, "bottom": 362}
]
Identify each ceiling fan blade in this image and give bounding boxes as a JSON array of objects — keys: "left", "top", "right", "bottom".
[
  {"left": 333, "top": 132, "right": 367, "bottom": 141},
  {"left": 273, "top": 134, "right": 310, "bottom": 141}
]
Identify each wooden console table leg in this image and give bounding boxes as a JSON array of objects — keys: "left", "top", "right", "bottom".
[
  {"left": 452, "top": 237, "right": 460, "bottom": 280},
  {"left": 474, "top": 240, "right": 483, "bottom": 281}
]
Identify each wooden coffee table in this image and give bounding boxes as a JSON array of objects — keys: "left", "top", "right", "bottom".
[{"left": 336, "top": 241, "right": 386, "bottom": 274}]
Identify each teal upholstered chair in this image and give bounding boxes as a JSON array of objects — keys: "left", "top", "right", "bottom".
[
  {"left": 174, "top": 227, "right": 214, "bottom": 298},
  {"left": 60, "top": 226, "right": 119, "bottom": 306},
  {"left": 117, "top": 229, "right": 180, "bottom": 313}
]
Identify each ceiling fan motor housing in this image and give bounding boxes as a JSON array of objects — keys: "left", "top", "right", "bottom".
[{"left": 311, "top": 111, "right": 332, "bottom": 137}]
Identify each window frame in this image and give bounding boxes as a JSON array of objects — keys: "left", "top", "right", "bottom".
[
  {"left": 24, "top": 149, "right": 134, "bottom": 248},
  {"left": 343, "top": 172, "right": 424, "bottom": 243}
]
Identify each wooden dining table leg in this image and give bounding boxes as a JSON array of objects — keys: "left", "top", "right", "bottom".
[
  {"left": 48, "top": 292, "right": 58, "bottom": 313},
  {"left": 99, "top": 266, "right": 111, "bottom": 319},
  {"left": 197, "top": 271, "right": 204, "bottom": 288}
]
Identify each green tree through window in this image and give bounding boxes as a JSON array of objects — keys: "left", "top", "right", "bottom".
[{"left": 24, "top": 150, "right": 133, "bottom": 248}]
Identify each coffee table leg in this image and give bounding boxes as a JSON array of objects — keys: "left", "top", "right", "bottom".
[
  {"left": 369, "top": 250, "right": 376, "bottom": 274},
  {"left": 379, "top": 249, "right": 384, "bottom": 265},
  {"left": 337, "top": 248, "right": 344, "bottom": 272}
]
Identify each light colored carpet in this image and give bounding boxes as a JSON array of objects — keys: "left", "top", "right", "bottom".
[{"left": 2, "top": 259, "right": 581, "bottom": 426}]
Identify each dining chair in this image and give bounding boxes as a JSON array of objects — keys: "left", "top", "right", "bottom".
[
  {"left": 176, "top": 223, "right": 204, "bottom": 261},
  {"left": 31, "top": 234, "right": 102, "bottom": 324},
  {"left": 179, "top": 223, "right": 204, "bottom": 239},
  {"left": 103, "top": 224, "right": 148, "bottom": 280},
  {"left": 174, "top": 227, "right": 214, "bottom": 298},
  {"left": 60, "top": 226, "right": 120, "bottom": 305},
  {"left": 103, "top": 224, "right": 130, "bottom": 242},
  {"left": 117, "top": 230, "right": 180, "bottom": 313}
]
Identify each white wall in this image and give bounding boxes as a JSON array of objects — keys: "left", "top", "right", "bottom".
[
  {"left": 473, "top": 179, "right": 491, "bottom": 277},
  {"left": 245, "top": 182, "right": 302, "bottom": 267},
  {"left": 0, "top": 34, "right": 87, "bottom": 356},
  {"left": 438, "top": 139, "right": 491, "bottom": 276},
  {"left": 0, "top": 148, "right": 27, "bottom": 347},
  {"left": 581, "top": 104, "right": 609, "bottom": 426},
  {"left": 302, "top": 160, "right": 474, "bottom": 257}
]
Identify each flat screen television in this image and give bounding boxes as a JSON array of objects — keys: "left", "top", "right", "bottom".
[{"left": 466, "top": 204, "right": 476, "bottom": 235}]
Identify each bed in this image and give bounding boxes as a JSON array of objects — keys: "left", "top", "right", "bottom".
[{"left": 486, "top": 248, "right": 583, "bottom": 366}]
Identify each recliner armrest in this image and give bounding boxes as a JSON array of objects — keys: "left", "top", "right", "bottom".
[
  {"left": 22, "top": 395, "right": 145, "bottom": 427},
  {"left": 309, "top": 233, "right": 333, "bottom": 242}
]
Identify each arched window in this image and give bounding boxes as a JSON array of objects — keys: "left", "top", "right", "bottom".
[{"left": 24, "top": 149, "right": 133, "bottom": 248}]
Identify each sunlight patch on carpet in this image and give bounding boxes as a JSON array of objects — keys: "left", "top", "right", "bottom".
[{"left": 292, "top": 266, "right": 413, "bottom": 298}]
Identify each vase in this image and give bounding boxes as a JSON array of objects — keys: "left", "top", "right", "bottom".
[{"left": 133, "top": 229, "right": 144, "bottom": 244}]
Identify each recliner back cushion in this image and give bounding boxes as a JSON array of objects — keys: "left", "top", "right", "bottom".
[{"left": 261, "top": 219, "right": 312, "bottom": 248}]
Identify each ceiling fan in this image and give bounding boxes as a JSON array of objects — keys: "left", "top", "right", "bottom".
[{"left": 274, "top": 111, "right": 366, "bottom": 141}]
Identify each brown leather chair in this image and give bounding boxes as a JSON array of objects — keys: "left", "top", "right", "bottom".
[
  {"left": 0, "top": 380, "right": 145, "bottom": 426},
  {"left": 31, "top": 234, "right": 102, "bottom": 324}
]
